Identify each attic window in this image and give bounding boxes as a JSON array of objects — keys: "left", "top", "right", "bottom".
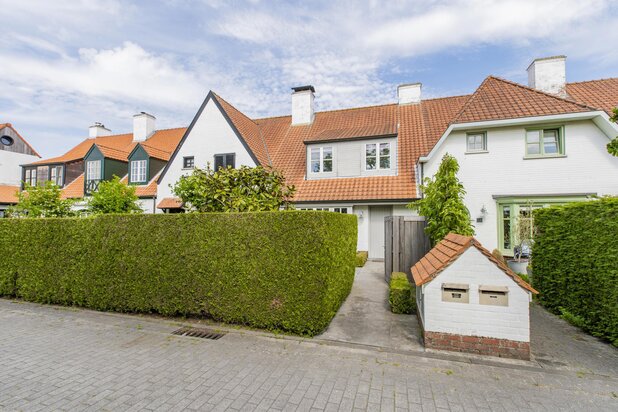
[
  {"left": 183, "top": 156, "right": 194, "bottom": 169},
  {"left": 1, "top": 135, "right": 14, "bottom": 146},
  {"left": 214, "top": 153, "right": 235, "bottom": 170}
]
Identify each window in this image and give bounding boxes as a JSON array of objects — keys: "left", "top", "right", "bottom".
[
  {"left": 86, "top": 160, "right": 101, "bottom": 181},
  {"left": 466, "top": 132, "right": 487, "bottom": 152},
  {"left": 365, "top": 143, "right": 391, "bottom": 170},
  {"left": 50, "top": 166, "right": 63, "bottom": 186},
  {"left": 24, "top": 169, "right": 36, "bottom": 187},
  {"left": 526, "top": 127, "right": 563, "bottom": 157},
  {"left": 183, "top": 156, "right": 194, "bottom": 169},
  {"left": 214, "top": 153, "right": 235, "bottom": 170},
  {"left": 299, "top": 207, "right": 349, "bottom": 213},
  {"left": 131, "top": 160, "right": 147, "bottom": 183},
  {"left": 309, "top": 147, "right": 333, "bottom": 173},
  {"left": 1, "top": 135, "right": 14, "bottom": 146}
]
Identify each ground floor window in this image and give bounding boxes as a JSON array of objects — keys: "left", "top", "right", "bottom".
[
  {"left": 496, "top": 196, "right": 589, "bottom": 256},
  {"left": 298, "top": 207, "right": 351, "bottom": 213}
]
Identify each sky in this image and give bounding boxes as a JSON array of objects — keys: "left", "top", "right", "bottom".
[{"left": 1, "top": 0, "right": 617, "bottom": 158}]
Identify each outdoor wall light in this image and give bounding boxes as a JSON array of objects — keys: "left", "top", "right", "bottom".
[
  {"left": 480, "top": 205, "right": 488, "bottom": 216},
  {"left": 357, "top": 211, "right": 364, "bottom": 219}
]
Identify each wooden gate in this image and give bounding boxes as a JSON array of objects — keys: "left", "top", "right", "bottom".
[{"left": 384, "top": 216, "right": 431, "bottom": 283}]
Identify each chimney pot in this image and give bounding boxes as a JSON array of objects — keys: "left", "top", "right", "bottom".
[
  {"left": 133, "top": 112, "right": 156, "bottom": 142},
  {"left": 291, "top": 85, "right": 315, "bottom": 126},
  {"left": 89, "top": 122, "right": 112, "bottom": 138},
  {"left": 398, "top": 83, "right": 422, "bottom": 105},
  {"left": 527, "top": 56, "right": 566, "bottom": 97}
]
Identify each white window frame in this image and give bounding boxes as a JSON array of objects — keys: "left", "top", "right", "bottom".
[
  {"left": 365, "top": 142, "right": 391, "bottom": 170},
  {"left": 50, "top": 166, "right": 63, "bottom": 186},
  {"left": 466, "top": 132, "right": 487, "bottom": 153},
  {"left": 87, "top": 160, "right": 101, "bottom": 181},
  {"left": 130, "top": 160, "right": 147, "bottom": 183},
  {"left": 309, "top": 146, "right": 334, "bottom": 174}
]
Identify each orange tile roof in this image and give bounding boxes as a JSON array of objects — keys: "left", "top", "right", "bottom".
[
  {"left": 60, "top": 173, "right": 84, "bottom": 199},
  {"left": 96, "top": 144, "right": 131, "bottom": 162},
  {"left": 119, "top": 174, "right": 159, "bottom": 197},
  {"left": 157, "top": 197, "right": 183, "bottom": 209},
  {"left": 0, "top": 184, "right": 19, "bottom": 204},
  {"left": 411, "top": 233, "right": 537, "bottom": 294},
  {"left": 566, "top": 78, "right": 618, "bottom": 115},
  {"left": 0, "top": 123, "right": 41, "bottom": 157}
]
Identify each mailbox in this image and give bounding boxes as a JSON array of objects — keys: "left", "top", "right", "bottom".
[
  {"left": 441, "top": 283, "right": 469, "bottom": 303},
  {"left": 479, "top": 285, "right": 509, "bottom": 306}
]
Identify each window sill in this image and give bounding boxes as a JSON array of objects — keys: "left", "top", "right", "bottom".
[
  {"left": 465, "top": 150, "right": 489, "bottom": 155},
  {"left": 181, "top": 167, "right": 194, "bottom": 171},
  {"left": 523, "top": 154, "right": 567, "bottom": 160}
]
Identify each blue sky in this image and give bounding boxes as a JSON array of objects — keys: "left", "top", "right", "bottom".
[{"left": 1, "top": 0, "right": 617, "bottom": 158}]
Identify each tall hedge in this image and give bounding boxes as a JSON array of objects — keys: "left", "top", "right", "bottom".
[
  {"left": 0, "top": 211, "right": 357, "bottom": 336},
  {"left": 532, "top": 198, "right": 618, "bottom": 346}
]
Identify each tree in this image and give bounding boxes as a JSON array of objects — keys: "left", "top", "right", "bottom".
[
  {"left": 608, "top": 108, "right": 618, "bottom": 156},
  {"left": 87, "top": 176, "right": 143, "bottom": 214},
  {"left": 172, "top": 165, "right": 295, "bottom": 212},
  {"left": 408, "top": 153, "right": 474, "bottom": 244},
  {"left": 8, "top": 181, "right": 76, "bottom": 218}
]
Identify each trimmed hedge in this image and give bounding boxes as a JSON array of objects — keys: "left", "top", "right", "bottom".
[
  {"left": 532, "top": 198, "right": 618, "bottom": 346},
  {"left": 355, "top": 251, "right": 368, "bottom": 267},
  {"left": 389, "top": 272, "right": 415, "bottom": 314},
  {"left": 0, "top": 211, "right": 357, "bottom": 336}
]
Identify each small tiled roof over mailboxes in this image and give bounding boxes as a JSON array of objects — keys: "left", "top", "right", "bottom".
[{"left": 411, "top": 233, "right": 537, "bottom": 294}]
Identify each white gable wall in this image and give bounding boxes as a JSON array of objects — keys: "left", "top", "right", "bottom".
[
  {"left": 422, "top": 247, "right": 531, "bottom": 342},
  {"left": 0, "top": 151, "right": 39, "bottom": 185},
  {"left": 421, "top": 119, "right": 618, "bottom": 251},
  {"left": 157, "top": 99, "right": 257, "bottom": 207}
]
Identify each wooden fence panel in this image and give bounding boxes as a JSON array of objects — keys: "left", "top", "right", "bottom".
[{"left": 385, "top": 216, "right": 431, "bottom": 283}]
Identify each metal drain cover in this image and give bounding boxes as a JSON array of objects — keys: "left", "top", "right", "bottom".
[{"left": 171, "top": 326, "right": 226, "bottom": 340}]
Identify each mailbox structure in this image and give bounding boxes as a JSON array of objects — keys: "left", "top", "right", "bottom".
[{"left": 411, "top": 233, "right": 538, "bottom": 360}]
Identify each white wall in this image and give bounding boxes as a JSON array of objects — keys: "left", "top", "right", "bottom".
[
  {"left": 157, "top": 99, "right": 257, "bottom": 206},
  {"left": 422, "top": 247, "right": 531, "bottom": 342},
  {"left": 137, "top": 198, "right": 156, "bottom": 214},
  {"left": 0, "top": 151, "right": 39, "bottom": 185},
  {"left": 422, "top": 120, "right": 618, "bottom": 250},
  {"left": 354, "top": 205, "right": 369, "bottom": 251}
]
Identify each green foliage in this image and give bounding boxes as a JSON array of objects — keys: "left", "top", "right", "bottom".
[
  {"left": 173, "top": 165, "right": 295, "bottom": 212},
  {"left": 355, "top": 251, "right": 368, "bottom": 267},
  {"left": 408, "top": 154, "right": 474, "bottom": 245},
  {"left": 8, "top": 181, "right": 76, "bottom": 218},
  {"left": 517, "top": 273, "right": 531, "bottom": 285},
  {"left": 0, "top": 211, "right": 356, "bottom": 336},
  {"left": 608, "top": 108, "right": 618, "bottom": 156},
  {"left": 559, "top": 307, "right": 587, "bottom": 330},
  {"left": 87, "top": 176, "right": 143, "bottom": 214},
  {"left": 532, "top": 198, "right": 618, "bottom": 346},
  {"left": 389, "top": 272, "right": 415, "bottom": 314}
]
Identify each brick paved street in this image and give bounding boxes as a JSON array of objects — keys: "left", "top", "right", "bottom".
[{"left": 0, "top": 299, "right": 617, "bottom": 411}]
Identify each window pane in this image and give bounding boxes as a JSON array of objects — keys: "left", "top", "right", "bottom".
[
  {"left": 311, "top": 160, "right": 320, "bottom": 173},
  {"left": 366, "top": 156, "right": 376, "bottom": 170},
  {"left": 311, "top": 148, "right": 320, "bottom": 162},
  {"left": 323, "top": 147, "right": 332, "bottom": 160},
  {"left": 502, "top": 206, "right": 511, "bottom": 249},
  {"left": 380, "top": 156, "right": 390, "bottom": 169},
  {"left": 527, "top": 142, "right": 540, "bottom": 155},
  {"left": 225, "top": 154, "right": 235, "bottom": 168},
  {"left": 526, "top": 130, "right": 540, "bottom": 143},
  {"left": 323, "top": 159, "right": 333, "bottom": 172},
  {"left": 379, "top": 143, "right": 390, "bottom": 156},
  {"left": 214, "top": 155, "right": 223, "bottom": 170},
  {"left": 366, "top": 144, "right": 376, "bottom": 157},
  {"left": 543, "top": 129, "right": 559, "bottom": 154}
]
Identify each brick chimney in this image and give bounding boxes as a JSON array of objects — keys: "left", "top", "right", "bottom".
[
  {"left": 133, "top": 112, "right": 156, "bottom": 142},
  {"left": 527, "top": 56, "right": 566, "bottom": 97},
  {"left": 291, "top": 85, "right": 315, "bottom": 126},
  {"left": 398, "top": 83, "right": 422, "bottom": 105}
]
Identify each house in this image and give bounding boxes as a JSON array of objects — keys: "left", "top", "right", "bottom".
[
  {"left": 21, "top": 115, "right": 186, "bottom": 213},
  {"left": 20, "top": 55, "right": 618, "bottom": 256},
  {"left": 411, "top": 233, "right": 538, "bottom": 360},
  {"left": 156, "top": 55, "right": 618, "bottom": 258},
  {"left": 0, "top": 123, "right": 40, "bottom": 216}
]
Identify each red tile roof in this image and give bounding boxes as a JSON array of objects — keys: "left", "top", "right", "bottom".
[
  {"left": 60, "top": 173, "right": 84, "bottom": 199},
  {"left": 157, "top": 197, "right": 183, "bottom": 209},
  {"left": 411, "top": 233, "right": 537, "bottom": 294},
  {"left": 566, "top": 78, "right": 618, "bottom": 115},
  {"left": 0, "top": 184, "right": 19, "bottom": 204}
]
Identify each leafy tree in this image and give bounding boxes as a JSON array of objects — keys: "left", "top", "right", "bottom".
[
  {"left": 173, "top": 165, "right": 295, "bottom": 212},
  {"left": 408, "top": 153, "right": 474, "bottom": 244},
  {"left": 8, "top": 181, "right": 76, "bottom": 218},
  {"left": 87, "top": 176, "right": 143, "bottom": 214},
  {"left": 608, "top": 108, "right": 618, "bottom": 156}
]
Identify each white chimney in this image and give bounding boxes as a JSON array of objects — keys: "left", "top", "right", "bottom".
[
  {"left": 133, "top": 112, "right": 156, "bottom": 142},
  {"left": 398, "top": 83, "right": 422, "bottom": 105},
  {"left": 291, "top": 85, "right": 315, "bottom": 126},
  {"left": 527, "top": 56, "right": 566, "bottom": 97},
  {"left": 89, "top": 122, "right": 112, "bottom": 138}
]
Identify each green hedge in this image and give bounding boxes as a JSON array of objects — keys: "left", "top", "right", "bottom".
[
  {"left": 532, "top": 198, "right": 618, "bottom": 346},
  {"left": 389, "top": 272, "right": 415, "bottom": 314},
  {"left": 355, "top": 251, "right": 368, "bottom": 267},
  {"left": 0, "top": 211, "right": 357, "bottom": 336}
]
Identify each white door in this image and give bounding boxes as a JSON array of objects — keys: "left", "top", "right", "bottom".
[{"left": 369, "top": 206, "right": 391, "bottom": 260}]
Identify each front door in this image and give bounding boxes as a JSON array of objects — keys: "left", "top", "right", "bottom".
[{"left": 369, "top": 206, "right": 392, "bottom": 260}]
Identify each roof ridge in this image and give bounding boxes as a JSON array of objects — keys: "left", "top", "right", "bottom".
[
  {"left": 1, "top": 123, "right": 42, "bottom": 158},
  {"left": 212, "top": 92, "right": 260, "bottom": 127},
  {"left": 450, "top": 77, "right": 493, "bottom": 124},
  {"left": 253, "top": 102, "right": 398, "bottom": 122},
  {"left": 567, "top": 77, "right": 618, "bottom": 86}
]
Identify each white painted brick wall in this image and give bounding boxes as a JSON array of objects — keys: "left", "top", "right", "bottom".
[
  {"left": 422, "top": 120, "right": 618, "bottom": 250},
  {"left": 423, "top": 247, "right": 531, "bottom": 342}
]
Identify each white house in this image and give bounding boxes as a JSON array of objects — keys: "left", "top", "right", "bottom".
[
  {"left": 411, "top": 233, "right": 538, "bottom": 360},
  {"left": 0, "top": 123, "right": 40, "bottom": 216}
]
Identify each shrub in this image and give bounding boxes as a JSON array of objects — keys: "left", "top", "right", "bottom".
[
  {"left": 0, "top": 211, "right": 357, "bottom": 336},
  {"left": 533, "top": 197, "right": 618, "bottom": 346},
  {"left": 355, "top": 251, "right": 368, "bottom": 267},
  {"left": 8, "top": 181, "right": 76, "bottom": 218},
  {"left": 389, "top": 272, "right": 415, "bottom": 314},
  {"left": 87, "top": 176, "right": 142, "bottom": 214}
]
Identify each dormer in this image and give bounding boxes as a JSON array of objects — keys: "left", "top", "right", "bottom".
[
  {"left": 127, "top": 143, "right": 169, "bottom": 185},
  {"left": 83, "top": 144, "right": 129, "bottom": 194}
]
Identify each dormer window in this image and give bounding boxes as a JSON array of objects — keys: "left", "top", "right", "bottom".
[
  {"left": 50, "top": 166, "right": 63, "bottom": 186},
  {"left": 24, "top": 169, "right": 37, "bottom": 187},
  {"left": 130, "top": 160, "right": 147, "bottom": 183},
  {"left": 365, "top": 142, "right": 390, "bottom": 170},
  {"left": 310, "top": 147, "right": 333, "bottom": 173}
]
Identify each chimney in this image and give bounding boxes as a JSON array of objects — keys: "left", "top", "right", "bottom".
[
  {"left": 133, "top": 112, "right": 156, "bottom": 142},
  {"left": 291, "top": 85, "right": 315, "bottom": 126},
  {"left": 89, "top": 122, "right": 112, "bottom": 138},
  {"left": 398, "top": 83, "right": 422, "bottom": 105},
  {"left": 527, "top": 56, "right": 566, "bottom": 97}
]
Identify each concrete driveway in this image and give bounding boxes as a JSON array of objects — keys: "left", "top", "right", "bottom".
[{"left": 318, "top": 260, "right": 423, "bottom": 352}]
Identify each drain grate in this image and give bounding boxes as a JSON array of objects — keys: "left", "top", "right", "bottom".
[{"left": 171, "top": 326, "right": 226, "bottom": 340}]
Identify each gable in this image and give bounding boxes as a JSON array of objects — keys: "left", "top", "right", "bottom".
[
  {"left": 84, "top": 144, "right": 103, "bottom": 162},
  {"left": 128, "top": 144, "right": 149, "bottom": 162}
]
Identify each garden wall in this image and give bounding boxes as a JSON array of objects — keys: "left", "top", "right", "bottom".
[
  {"left": 0, "top": 211, "right": 357, "bottom": 336},
  {"left": 533, "top": 197, "right": 617, "bottom": 346}
]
